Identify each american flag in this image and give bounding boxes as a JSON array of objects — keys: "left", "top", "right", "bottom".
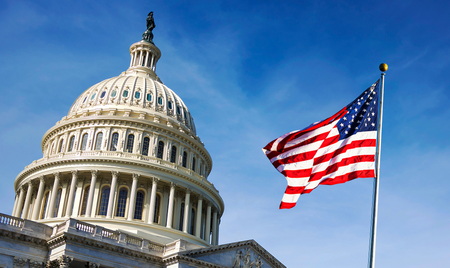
[{"left": 263, "top": 80, "right": 380, "bottom": 209}]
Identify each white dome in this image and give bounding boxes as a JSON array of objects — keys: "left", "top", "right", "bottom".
[
  {"left": 68, "top": 41, "right": 196, "bottom": 135},
  {"left": 13, "top": 38, "right": 223, "bottom": 248}
]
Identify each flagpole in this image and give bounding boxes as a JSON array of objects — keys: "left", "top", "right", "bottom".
[{"left": 368, "top": 63, "right": 387, "bottom": 268}]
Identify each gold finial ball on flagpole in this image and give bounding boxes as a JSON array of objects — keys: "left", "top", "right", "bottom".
[{"left": 379, "top": 63, "right": 388, "bottom": 72}]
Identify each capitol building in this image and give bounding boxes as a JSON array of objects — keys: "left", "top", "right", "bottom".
[{"left": 0, "top": 13, "right": 285, "bottom": 268}]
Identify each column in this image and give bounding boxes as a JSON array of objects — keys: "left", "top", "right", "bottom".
[
  {"left": 57, "top": 184, "right": 68, "bottom": 218},
  {"left": 127, "top": 174, "right": 139, "bottom": 220},
  {"left": 21, "top": 182, "right": 34, "bottom": 219},
  {"left": 85, "top": 170, "right": 97, "bottom": 216},
  {"left": 107, "top": 171, "right": 118, "bottom": 218},
  {"left": 71, "top": 180, "right": 83, "bottom": 217},
  {"left": 32, "top": 177, "right": 45, "bottom": 220},
  {"left": 147, "top": 178, "right": 158, "bottom": 224},
  {"left": 182, "top": 190, "right": 191, "bottom": 232},
  {"left": 14, "top": 188, "right": 25, "bottom": 217},
  {"left": 12, "top": 193, "right": 18, "bottom": 217},
  {"left": 151, "top": 55, "right": 155, "bottom": 71},
  {"left": 139, "top": 50, "right": 144, "bottom": 66},
  {"left": 90, "top": 179, "right": 101, "bottom": 217},
  {"left": 46, "top": 173, "right": 60, "bottom": 218},
  {"left": 166, "top": 183, "right": 175, "bottom": 228},
  {"left": 212, "top": 210, "right": 218, "bottom": 245},
  {"left": 144, "top": 51, "right": 149, "bottom": 67},
  {"left": 65, "top": 171, "right": 78, "bottom": 217},
  {"left": 205, "top": 204, "right": 212, "bottom": 243},
  {"left": 129, "top": 50, "right": 134, "bottom": 67},
  {"left": 195, "top": 197, "right": 203, "bottom": 237}
]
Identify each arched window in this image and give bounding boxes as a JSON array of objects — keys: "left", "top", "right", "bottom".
[
  {"left": 134, "top": 190, "right": 145, "bottom": 220},
  {"left": 154, "top": 194, "right": 161, "bottom": 224},
  {"left": 142, "top": 137, "right": 150, "bottom": 156},
  {"left": 68, "top": 136, "right": 75, "bottom": 152},
  {"left": 80, "top": 133, "right": 88, "bottom": 150},
  {"left": 40, "top": 192, "right": 50, "bottom": 219},
  {"left": 58, "top": 139, "right": 64, "bottom": 153},
  {"left": 95, "top": 132, "right": 103, "bottom": 150},
  {"left": 170, "top": 146, "right": 177, "bottom": 163},
  {"left": 53, "top": 188, "right": 62, "bottom": 217},
  {"left": 126, "top": 134, "right": 134, "bottom": 153},
  {"left": 80, "top": 186, "right": 90, "bottom": 216},
  {"left": 115, "top": 188, "right": 128, "bottom": 217},
  {"left": 156, "top": 141, "right": 164, "bottom": 159},
  {"left": 110, "top": 132, "right": 119, "bottom": 151},
  {"left": 182, "top": 151, "right": 188, "bottom": 168},
  {"left": 98, "top": 186, "right": 110, "bottom": 216},
  {"left": 191, "top": 157, "right": 196, "bottom": 172}
]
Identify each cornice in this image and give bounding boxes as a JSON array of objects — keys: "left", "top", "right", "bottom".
[
  {"left": 181, "top": 240, "right": 286, "bottom": 268},
  {"left": 163, "top": 254, "right": 227, "bottom": 268},
  {"left": 48, "top": 232, "right": 163, "bottom": 264},
  {"left": 0, "top": 229, "right": 48, "bottom": 248}
]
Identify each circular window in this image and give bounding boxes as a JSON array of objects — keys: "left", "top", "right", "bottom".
[
  {"left": 157, "top": 96, "right": 163, "bottom": 105},
  {"left": 123, "top": 90, "right": 129, "bottom": 98},
  {"left": 146, "top": 93, "right": 152, "bottom": 102},
  {"left": 111, "top": 90, "right": 117, "bottom": 98},
  {"left": 100, "top": 91, "right": 106, "bottom": 98},
  {"left": 168, "top": 101, "right": 173, "bottom": 110},
  {"left": 135, "top": 91, "right": 141, "bottom": 99},
  {"left": 176, "top": 106, "right": 181, "bottom": 114},
  {"left": 90, "top": 92, "right": 97, "bottom": 100}
]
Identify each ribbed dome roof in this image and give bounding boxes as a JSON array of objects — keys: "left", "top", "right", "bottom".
[{"left": 67, "top": 40, "right": 197, "bottom": 134}]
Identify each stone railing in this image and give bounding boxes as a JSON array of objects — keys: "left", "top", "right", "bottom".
[
  {"left": 0, "top": 214, "right": 197, "bottom": 257},
  {"left": 0, "top": 213, "right": 24, "bottom": 228},
  {"left": 65, "top": 218, "right": 165, "bottom": 254},
  {"left": 0, "top": 213, "right": 53, "bottom": 238},
  {"left": 101, "top": 228, "right": 119, "bottom": 240}
]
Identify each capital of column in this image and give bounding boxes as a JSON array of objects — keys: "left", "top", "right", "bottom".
[
  {"left": 53, "top": 172, "right": 60, "bottom": 179},
  {"left": 91, "top": 170, "right": 98, "bottom": 177},
  {"left": 132, "top": 173, "right": 140, "bottom": 180},
  {"left": 112, "top": 171, "right": 119, "bottom": 178},
  {"left": 71, "top": 170, "right": 78, "bottom": 177}
]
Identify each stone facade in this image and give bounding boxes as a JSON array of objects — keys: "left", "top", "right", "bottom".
[{"left": 0, "top": 214, "right": 285, "bottom": 267}]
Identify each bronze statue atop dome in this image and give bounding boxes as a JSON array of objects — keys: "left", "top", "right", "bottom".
[{"left": 142, "top": 11, "right": 155, "bottom": 43}]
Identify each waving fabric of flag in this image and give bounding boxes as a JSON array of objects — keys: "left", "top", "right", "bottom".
[{"left": 263, "top": 80, "right": 380, "bottom": 209}]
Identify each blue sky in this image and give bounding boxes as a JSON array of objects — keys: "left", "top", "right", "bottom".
[{"left": 1, "top": 0, "right": 449, "bottom": 267}]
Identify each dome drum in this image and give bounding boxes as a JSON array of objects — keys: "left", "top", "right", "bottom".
[
  {"left": 12, "top": 168, "right": 222, "bottom": 246},
  {"left": 38, "top": 117, "right": 211, "bottom": 178}
]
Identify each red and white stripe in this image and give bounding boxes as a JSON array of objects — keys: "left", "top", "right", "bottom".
[{"left": 263, "top": 108, "right": 376, "bottom": 209}]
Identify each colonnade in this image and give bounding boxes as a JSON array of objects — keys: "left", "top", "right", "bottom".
[
  {"left": 13, "top": 170, "right": 220, "bottom": 245},
  {"left": 129, "top": 42, "right": 159, "bottom": 72}
]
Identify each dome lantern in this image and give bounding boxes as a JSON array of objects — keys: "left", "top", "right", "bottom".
[{"left": 126, "top": 11, "right": 161, "bottom": 80}]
